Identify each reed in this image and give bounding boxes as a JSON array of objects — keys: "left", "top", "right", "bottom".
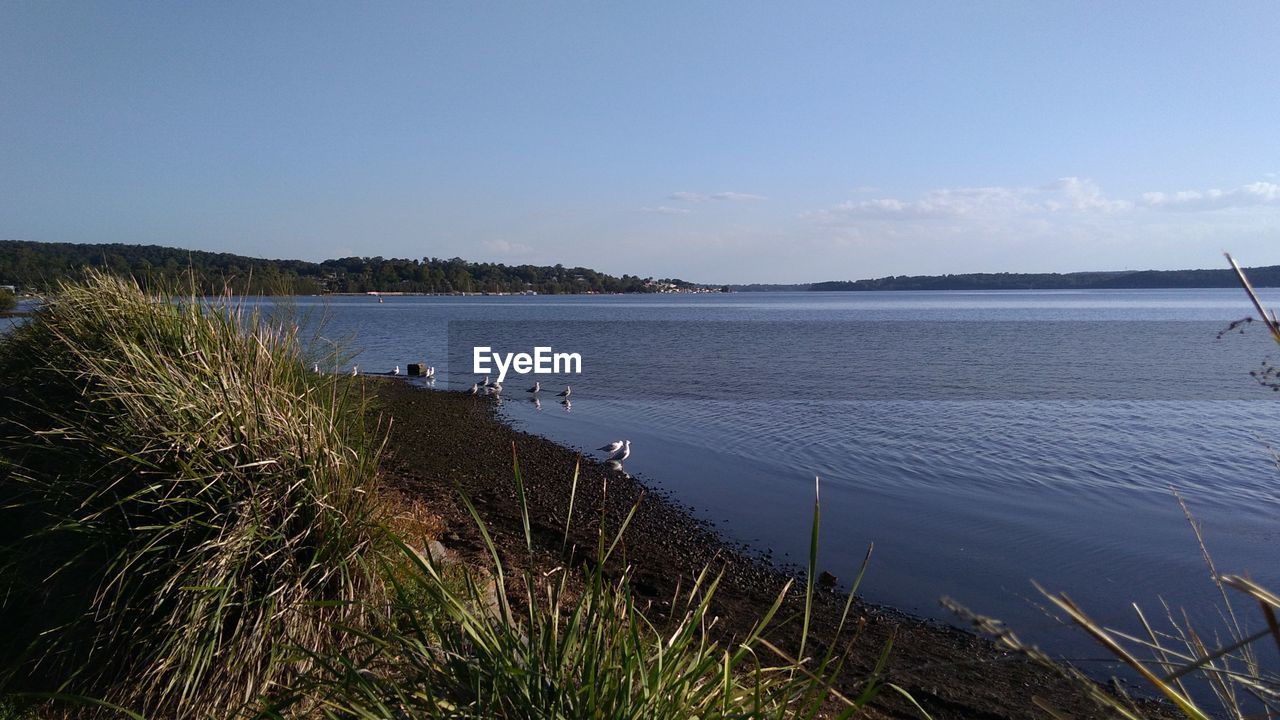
[
  {"left": 0, "top": 271, "right": 384, "bottom": 717},
  {"left": 267, "top": 458, "right": 903, "bottom": 719},
  {"left": 947, "top": 256, "right": 1280, "bottom": 718},
  {"left": 948, "top": 494, "right": 1280, "bottom": 719}
]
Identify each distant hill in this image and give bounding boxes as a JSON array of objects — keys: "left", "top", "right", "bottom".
[
  {"left": 0, "top": 240, "right": 664, "bottom": 295},
  {"left": 6, "top": 240, "right": 1274, "bottom": 294},
  {"left": 811, "top": 266, "right": 1280, "bottom": 291}
]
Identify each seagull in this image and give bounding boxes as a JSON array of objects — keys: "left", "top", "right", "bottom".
[
  {"left": 527, "top": 381, "right": 540, "bottom": 394},
  {"left": 351, "top": 365, "right": 359, "bottom": 376},
  {"left": 605, "top": 440, "right": 630, "bottom": 463},
  {"left": 556, "top": 385, "right": 571, "bottom": 398},
  {"left": 480, "top": 375, "right": 493, "bottom": 387},
  {"left": 313, "top": 363, "right": 320, "bottom": 374},
  {"left": 392, "top": 365, "right": 400, "bottom": 376},
  {"left": 426, "top": 366, "right": 435, "bottom": 378},
  {"left": 598, "top": 440, "right": 624, "bottom": 454},
  {"left": 489, "top": 382, "right": 503, "bottom": 394},
  {"left": 470, "top": 382, "right": 479, "bottom": 394}
]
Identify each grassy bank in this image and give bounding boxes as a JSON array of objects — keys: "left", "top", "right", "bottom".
[
  {"left": 1, "top": 272, "right": 1272, "bottom": 718},
  {"left": 0, "top": 273, "right": 385, "bottom": 716},
  {"left": 0, "top": 274, "right": 878, "bottom": 718}
]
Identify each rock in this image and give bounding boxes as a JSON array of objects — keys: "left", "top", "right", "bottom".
[
  {"left": 818, "top": 570, "right": 838, "bottom": 589},
  {"left": 425, "top": 539, "right": 459, "bottom": 566}
]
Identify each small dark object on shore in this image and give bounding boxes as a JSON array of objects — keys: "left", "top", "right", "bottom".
[
  {"left": 818, "top": 570, "right": 838, "bottom": 590},
  {"left": 408, "top": 363, "right": 425, "bottom": 376}
]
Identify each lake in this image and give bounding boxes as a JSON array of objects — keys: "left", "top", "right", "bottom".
[{"left": 278, "top": 289, "right": 1280, "bottom": 664}]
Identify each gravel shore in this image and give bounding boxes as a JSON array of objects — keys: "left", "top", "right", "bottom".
[{"left": 370, "top": 379, "right": 1170, "bottom": 719}]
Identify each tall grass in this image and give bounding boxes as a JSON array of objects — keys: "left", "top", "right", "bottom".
[
  {"left": 0, "top": 271, "right": 916, "bottom": 718},
  {"left": 947, "top": 496, "right": 1280, "bottom": 719},
  {"left": 946, "top": 254, "right": 1280, "bottom": 719},
  {"left": 268, "top": 458, "right": 907, "bottom": 719},
  {"left": 0, "top": 271, "right": 384, "bottom": 717}
]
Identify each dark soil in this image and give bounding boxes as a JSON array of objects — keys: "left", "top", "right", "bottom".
[{"left": 370, "top": 379, "right": 1173, "bottom": 719}]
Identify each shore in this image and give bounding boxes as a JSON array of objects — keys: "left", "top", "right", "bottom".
[{"left": 369, "top": 379, "right": 1174, "bottom": 720}]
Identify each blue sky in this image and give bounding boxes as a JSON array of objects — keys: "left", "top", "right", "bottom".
[{"left": 3, "top": 2, "right": 1279, "bottom": 283}]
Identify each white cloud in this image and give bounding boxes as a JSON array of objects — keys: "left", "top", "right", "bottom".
[
  {"left": 482, "top": 239, "right": 534, "bottom": 256},
  {"left": 1138, "top": 182, "right": 1280, "bottom": 211},
  {"left": 637, "top": 206, "right": 693, "bottom": 215},
  {"left": 668, "top": 191, "right": 767, "bottom": 202},
  {"left": 806, "top": 177, "right": 1144, "bottom": 225},
  {"left": 804, "top": 185, "right": 1036, "bottom": 223},
  {"left": 711, "top": 191, "right": 767, "bottom": 202},
  {"left": 790, "top": 176, "right": 1280, "bottom": 277},
  {"left": 1041, "top": 177, "right": 1132, "bottom": 213}
]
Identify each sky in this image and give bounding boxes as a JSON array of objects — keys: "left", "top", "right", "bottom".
[{"left": 3, "top": 2, "right": 1279, "bottom": 283}]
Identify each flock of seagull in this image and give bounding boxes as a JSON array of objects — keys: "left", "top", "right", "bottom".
[
  {"left": 469, "top": 378, "right": 629, "bottom": 464},
  {"left": 327, "top": 363, "right": 437, "bottom": 378},
  {"left": 336, "top": 363, "right": 629, "bottom": 465},
  {"left": 469, "top": 376, "right": 570, "bottom": 400}
]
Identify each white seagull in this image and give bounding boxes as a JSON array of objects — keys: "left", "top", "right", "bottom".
[
  {"left": 470, "top": 382, "right": 479, "bottom": 394},
  {"left": 392, "top": 365, "right": 400, "bottom": 376},
  {"left": 598, "top": 440, "right": 623, "bottom": 455},
  {"left": 606, "top": 440, "right": 631, "bottom": 463},
  {"left": 556, "top": 385, "right": 572, "bottom": 398},
  {"left": 527, "top": 381, "right": 540, "bottom": 394},
  {"left": 351, "top": 365, "right": 359, "bottom": 376},
  {"left": 313, "top": 363, "right": 320, "bottom": 374}
]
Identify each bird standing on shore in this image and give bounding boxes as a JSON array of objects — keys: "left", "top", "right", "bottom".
[
  {"left": 470, "top": 382, "right": 479, "bottom": 394},
  {"left": 598, "top": 440, "right": 623, "bottom": 455},
  {"left": 313, "top": 363, "right": 320, "bottom": 374},
  {"left": 527, "top": 381, "right": 540, "bottom": 394},
  {"left": 556, "top": 385, "right": 571, "bottom": 398},
  {"left": 606, "top": 440, "right": 631, "bottom": 463},
  {"left": 352, "top": 365, "right": 359, "bottom": 376},
  {"left": 392, "top": 365, "right": 400, "bottom": 376}
]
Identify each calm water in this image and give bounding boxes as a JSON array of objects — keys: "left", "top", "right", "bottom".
[{"left": 274, "top": 290, "right": 1280, "bottom": 665}]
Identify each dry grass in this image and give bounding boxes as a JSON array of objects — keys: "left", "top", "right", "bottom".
[{"left": 0, "top": 271, "right": 385, "bottom": 717}]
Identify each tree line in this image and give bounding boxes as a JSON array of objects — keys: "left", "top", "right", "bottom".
[
  {"left": 0, "top": 241, "right": 688, "bottom": 295},
  {"left": 811, "top": 266, "right": 1280, "bottom": 291}
]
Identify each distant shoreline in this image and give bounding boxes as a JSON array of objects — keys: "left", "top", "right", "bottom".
[
  {"left": 3, "top": 239, "right": 1276, "bottom": 297},
  {"left": 804, "top": 265, "right": 1280, "bottom": 292}
]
